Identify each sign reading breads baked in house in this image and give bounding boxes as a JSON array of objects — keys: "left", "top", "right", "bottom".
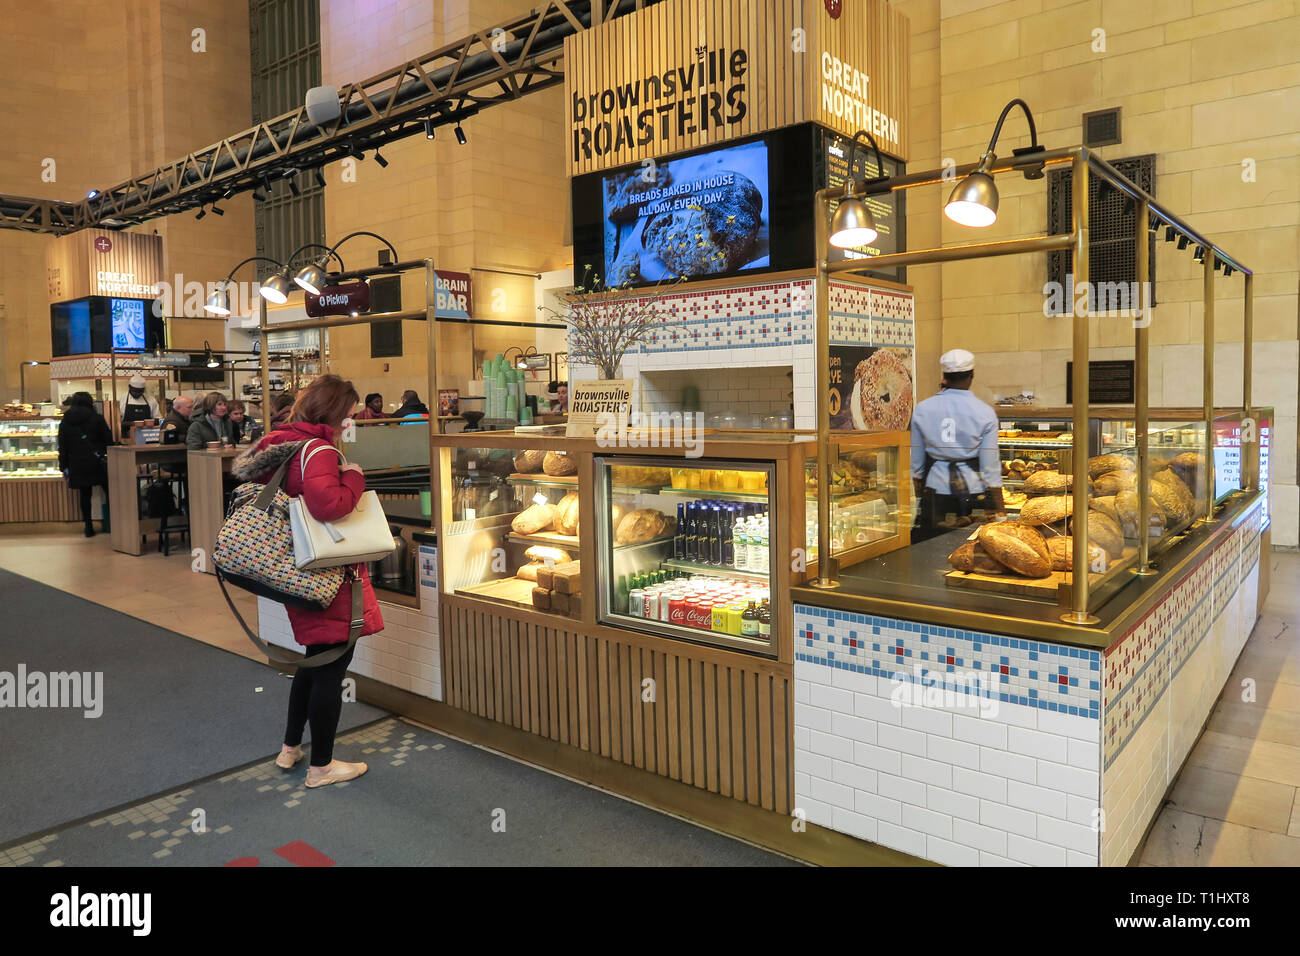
[
  {"left": 564, "top": 0, "right": 908, "bottom": 177},
  {"left": 566, "top": 379, "right": 633, "bottom": 438}
]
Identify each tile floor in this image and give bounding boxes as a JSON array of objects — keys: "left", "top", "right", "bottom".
[{"left": 1, "top": 524, "right": 1297, "bottom": 866}]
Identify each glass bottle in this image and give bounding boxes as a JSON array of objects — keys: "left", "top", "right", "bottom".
[
  {"left": 758, "top": 603, "right": 771, "bottom": 641},
  {"left": 741, "top": 601, "right": 760, "bottom": 637}
]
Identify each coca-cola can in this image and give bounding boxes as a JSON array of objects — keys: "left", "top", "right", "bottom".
[
  {"left": 627, "top": 589, "right": 644, "bottom": 618},
  {"left": 644, "top": 590, "right": 660, "bottom": 620},
  {"left": 668, "top": 592, "right": 687, "bottom": 626}
]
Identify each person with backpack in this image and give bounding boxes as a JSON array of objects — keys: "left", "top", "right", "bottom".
[
  {"left": 57, "top": 392, "right": 114, "bottom": 537},
  {"left": 230, "top": 374, "right": 384, "bottom": 788}
]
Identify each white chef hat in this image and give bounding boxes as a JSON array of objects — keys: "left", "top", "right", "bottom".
[
  {"left": 128, "top": 374, "right": 147, "bottom": 388},
  {"left": 940, "top": 349, "right": 975, "bottom": 374}
]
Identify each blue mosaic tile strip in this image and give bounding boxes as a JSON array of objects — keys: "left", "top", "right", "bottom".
[{"left": 792, "top": 603, "right": 1102, "bottom": 719}]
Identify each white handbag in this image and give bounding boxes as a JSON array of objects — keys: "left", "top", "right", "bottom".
[{"left": 289, "top": 441, "right": 397, "bottom": 570}]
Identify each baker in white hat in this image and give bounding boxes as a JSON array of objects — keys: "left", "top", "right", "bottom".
[
  {"left": 909, "top": 348, "right": 1004, "bottom": 538},
  {"left": 120, "top": 373, "right": 161, "bottom": 431}
]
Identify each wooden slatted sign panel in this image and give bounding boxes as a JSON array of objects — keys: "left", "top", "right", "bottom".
[
  {"left": 564, "top": 0, "right": 909, "bottom": 177},
  {"left": 444, "top": 599, "right": 794, "bottom": 814},
  {"left": 0, "top": 480, "right": 81, "bottom": 522},
  {"left": 45, "top": 230, "right": 164, "bottom": 304}
]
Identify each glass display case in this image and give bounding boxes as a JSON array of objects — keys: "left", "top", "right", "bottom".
[
  {"left": 995, "top": 414, "right": 1074, "bottom": 515},
  {"left": 804, "top": 432, "right": 909, "bottom": 566},
  {"left": 595, "top": 455, "right": 776, "bottom": 656},
  {"left": 0, "top": 417, "right": 63, "bottom": 479},
  {"left": 440, "top": 443, "right": 586, "bottom": 620}
]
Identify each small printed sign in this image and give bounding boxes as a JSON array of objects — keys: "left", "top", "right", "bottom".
[{"left": 566, "top": 378, "right": 633, "bottom": 438}]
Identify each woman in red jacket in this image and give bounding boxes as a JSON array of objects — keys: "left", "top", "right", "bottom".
[{"left": 232, "top": 374, "right": 383, "bottom": 788}]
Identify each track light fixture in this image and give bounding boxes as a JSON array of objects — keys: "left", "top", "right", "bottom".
[
  {"left": 252, "top": 189, "right": 267, "bottom": 202},
  {"left": 203, "top": 341, "right": 220, "bottom": 369},
  {"left": 829, "top": 130, "right": 889, "bottom": 249},
  {"left": 373, "top": 148, "right": 388, "bottom": 168},
  {"left": 1147, "top": 215, "right": 1160, "bottom": 233},
  {"left": 87, "top": 189, "right": 99, "bottom": 200},
  {"left": 1164, "top": 226, "right": 1175, "bottom": 243},
  {"left": 313, "top": 169, "right": 327, "bottom": 189},
  {"left": 1224, "top": 265, "right": 1234, "bottom": 278},
  {"left": 287, "top": 177, "right": 301, "bottom": 197},
  {"left": 1175, "top": 234, "right": 1189, "bottom": 251},
  {"left": 945, "top": 98, "right": 1045, "bottom": 228},
  {"left": 211, "top": 204, "right": 224, "bottom": 216},
  {"left": 424, "top": 118, "right": 435, "bottom": 139},
  {"left": 454, "top": 124, "right": 467, "bottom": 145},
  {"left": 221, "top": 187, "right": 235, "bottom": 200},
  {"left": 195, "top": 206, "right": 207, "bottom": 221},
  {"left": 1194, "top": 245, "right": 1204, "bottom": 262},
  {"left": 293, "top": 231, "right": 398, "bottom": 295},
  {"left": 348, "top": 143, "right": 364, "bottom": 160}
]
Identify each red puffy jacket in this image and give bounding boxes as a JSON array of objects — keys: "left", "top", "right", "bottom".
[{"left": 250, "top": 422, "right": 384, "bottom": 645}]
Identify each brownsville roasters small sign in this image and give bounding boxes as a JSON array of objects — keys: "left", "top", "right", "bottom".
[{"left": 305, "top": 280, "right": 371, "bottom": 317}]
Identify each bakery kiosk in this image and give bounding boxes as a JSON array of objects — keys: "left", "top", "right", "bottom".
[{"left": 0, "top": 404, "right": 80, "bottom": 522}]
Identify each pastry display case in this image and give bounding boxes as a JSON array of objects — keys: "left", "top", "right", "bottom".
[
  {"left": 994, "top": 414, "right": 1074, "bottom": 515},
  {"left": 804, "top": 431, "right": 910, "bottom": 569},
  {"left": 595, "top": 455, "right": 777, "bottom": 656},
  {"left": 0, "top": 416, "right": 63, "bottom": 479}
]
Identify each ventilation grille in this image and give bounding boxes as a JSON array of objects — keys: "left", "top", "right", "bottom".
[
  {"left": 1047, "top": 154, "right": 1156, "bottom": 315},
  {"left": 1083, "top": 107, "right": 1122, "bottom": 148}
]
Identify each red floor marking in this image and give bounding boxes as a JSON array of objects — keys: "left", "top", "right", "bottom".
[
  {"left": 274, "top": 840, "right": 336, "bottom": 867},
  {"left": 224, "top": 857, "right": 260, "bottom": 867}
]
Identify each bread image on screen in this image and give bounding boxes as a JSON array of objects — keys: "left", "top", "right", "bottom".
[
  {"left": 640, "top": 171, "right": 763, "bottom": 276},
  {"left": 851, "top": 349, "right": 914, "bottom": 431}
]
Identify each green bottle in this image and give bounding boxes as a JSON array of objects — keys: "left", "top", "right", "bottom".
[{"left": 616, "top": 575, "right": 628, "bottom": 614}]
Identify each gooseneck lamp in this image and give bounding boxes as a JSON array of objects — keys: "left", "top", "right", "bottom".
[
  {"left": 204, "top": 256, "right": 287, "bottom": 315},
  {"left": 293, "top": 232, "right": 398, "bottom": 295},
  {"left": 944, "top": 98, "right": 1046, "bottom": 228},
  {"left": 260, "top": 244, "right": 347, "bottom": 303},
  {"left": 829, "top": 130, "right": 890, "bottom": 249}
]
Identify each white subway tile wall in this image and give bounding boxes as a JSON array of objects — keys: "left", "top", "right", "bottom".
[{"left": 793, "top": 603, "right": 1102, "bottom": 866}]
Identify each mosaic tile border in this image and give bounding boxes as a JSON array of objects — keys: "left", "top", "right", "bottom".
[
  {"left": 792, "top": 604, "right": 1101, "bottom": 719},
  {"left": 1101, "top": 500, "right": 1263, "bottom": 768}
]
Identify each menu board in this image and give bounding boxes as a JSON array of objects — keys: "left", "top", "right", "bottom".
[{"left": 820, "top": 128, "right": 904, "bottom": 281}]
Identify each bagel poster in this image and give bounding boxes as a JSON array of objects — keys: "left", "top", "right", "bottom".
[{"left": 828, "top": 345, "right": 915, "bottom": 432}]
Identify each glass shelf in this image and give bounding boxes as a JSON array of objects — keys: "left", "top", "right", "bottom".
[
  {"left": 657, "top": 486, "right": 768, "bottom": 503},
  {"left": 659, "top": 558, "right": 770, "bottom": 583}
]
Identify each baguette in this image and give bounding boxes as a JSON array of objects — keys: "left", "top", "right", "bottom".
[{"left": 977, "top": 522, "right": 1051, "bottom": 577}]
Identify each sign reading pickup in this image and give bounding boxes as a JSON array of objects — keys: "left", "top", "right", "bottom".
[{"left": 305, "top": 280, "right": 371, "bottom": 317}]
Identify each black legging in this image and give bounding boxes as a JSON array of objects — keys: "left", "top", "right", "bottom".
[
  {"left": 284, "top": 643, "right": 356, "bottom": 766},
  {"left": 79, "top": 485, "right": 107, "bottom": 524}
]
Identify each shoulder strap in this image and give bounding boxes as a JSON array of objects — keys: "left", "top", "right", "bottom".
[
  {"left": 216, "top": 567, "right": 364, "bottom": 669},
  {"left": 300, "top": 439, "right": 345, "bottom": 475}
]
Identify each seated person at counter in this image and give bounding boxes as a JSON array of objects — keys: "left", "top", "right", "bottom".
[
  {"left": 393, "top": 389, "right": 429, "bottom": 418},
  {"left": 353, "top": 393, "right": 387, "bottom": 420},
  {"left": 228, "top": 399, "right": 261, "bottom": 444},
  {"left": 162, "top": 394, "right": 194, "bottom": 444},
  {"left": 269, "top": 391, "right": 296, "bottom": 430},
  {"left": 910, "top": 348, "right": 1004, "bottom": 541},
  {"left": 186, "top": 391, "right": 238, "bottom": 449}
]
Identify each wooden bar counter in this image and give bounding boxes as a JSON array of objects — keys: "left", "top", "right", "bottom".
[
  {"left": 107, "top": 444, "right": 188, "bottom": 555},
  {"left": 188, "top": 447, "right": 241, "bottom": 574}
]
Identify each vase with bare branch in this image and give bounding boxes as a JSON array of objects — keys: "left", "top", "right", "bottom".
[{"left": 541, "top": 265, "right": 686, "bottom": 379}]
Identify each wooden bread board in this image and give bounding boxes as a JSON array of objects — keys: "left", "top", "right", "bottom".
[{"left": 945, "top": 545, "right": 1137, "bottom": 596}]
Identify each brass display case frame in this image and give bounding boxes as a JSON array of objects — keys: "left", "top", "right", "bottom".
[{"left": 809, "top": 145, "right": 1260, "bottom": 628}]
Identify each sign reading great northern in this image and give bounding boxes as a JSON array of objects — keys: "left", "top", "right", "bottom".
[{"left": 564, "top": 0, "right": 909, "bottom": 177}]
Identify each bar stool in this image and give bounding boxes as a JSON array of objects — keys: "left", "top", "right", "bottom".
[{"left": 155, "top": 469, "right": 190, "bottom": 556}]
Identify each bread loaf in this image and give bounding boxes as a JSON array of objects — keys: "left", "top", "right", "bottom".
[
  {"left": 517, "top": 563, "right": 541, "bottom": 582},
  {"left": 1046, "top": 536, "right": 1105, "bottom": 571},
  {"left": 553, "top": 491, "right": 580, "bottom": 536},
  {"left": 1088, "top": 454, "right": 1135, "bottom": 479},
  {"left": 1115, "top": 490, "right": 1165, "bottom": 538},
  {"left": 977, "top": 522, "right": 1051, "bottom": 577},
  {"left": 1093, "top": 470, "right": 1137, "bottom": 496},
  {"left": 1023, "top": 471, "right": 1071, "bottom": 495},
  {"left": 1148, "top": 478, "right": 1190, "bottom": 526},
  {"left": 551, "top": 561, "right": 582, "bottom": 595},
  {"left": 1167, "top": 451, "right": 1205, "bottom": 490},
  {"left": 531, "top": 587, "right": 551, "bottom": 611},
  {"left": 1071, "top": 510, "right": 1124, "bottom": 558},
  {"left": 524, "top": 545, "right": 571, "bottom": 564},
  {"left": 1018, "top": 495, "right": 1073, "bottom": 525},
  {"left": 610, "top": 465, "right": 672, "bottom": 486},
  {"left": 550, "top": 590, "right": 571, "bottom": 614},
  {"left": 1091, "top": 495, "right": 1119, "bottom": 523},
  {"left": 1151, "top": 468, "right": 1195, "bottom": 523},
  {"left": 542, "top": 451, "right": 578, "bottom": 476},
  {"left": 511, "top": 502, "right": 555, "bottom": 535},
  {"left": 513, "top": 449, "right": 545, "bottom": 473},
  {"left": 614, "top": 508, "right": 668, "bottom": 545},
  {"left": 948, "top": 540, "right": 1006, "bottom": 574}
]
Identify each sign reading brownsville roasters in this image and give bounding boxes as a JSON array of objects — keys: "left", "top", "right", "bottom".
[{"left": 563, "top": 0, "right": 908, "bottom": 176}]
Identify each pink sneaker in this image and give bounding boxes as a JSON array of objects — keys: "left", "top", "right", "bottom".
[{"left": 305, "top": 760, "right": 368, "bottom": 788}]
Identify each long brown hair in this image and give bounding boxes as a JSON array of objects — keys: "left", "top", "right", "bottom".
[{"left": 290, "top": 374, "right": 359, "bottom": 429}]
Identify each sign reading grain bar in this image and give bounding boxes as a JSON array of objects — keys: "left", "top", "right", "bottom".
[
  {"left": 564, "top": 0, "right": 908, "bottom": 177},
  {"left": 1065, "top": 360, "right": 1135, "bottom": 405},
  {"left": 566, "top": 379, "right": 633, "bottom": 438}
]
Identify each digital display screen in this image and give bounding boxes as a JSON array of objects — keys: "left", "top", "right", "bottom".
[
  {"left": 600, "top": 137, "right": 769, "bottom": 284},
  {"left": 111, "top": 298, "right": 146, "bottom": 350}
]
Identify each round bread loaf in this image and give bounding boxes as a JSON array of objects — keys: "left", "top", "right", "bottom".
[
  {"left": 977, "top": 522, "right": 1051, "bottom": 577},
  {"left": 1023, "top": 471, "right": 1070, "bottom": 495},
  {"left": 1115, "top": 490, "right": 1165, "bottom": 538},
  {"left": 1148, "top": 478, "right": 1189, "bottom": 526},
  {"left": 1018, "top": 495, "right": 1073, "bottom": 525},
  {"left": 513, "top": 449, "right": 545, "bottom": 473},
  {"left": 542, "top": 450, "right": 578, "bottom": 476},
  {"left": 1167, "top": 451, "right": 1205, "bottom": 490},
  {"left": 1092, "top": 470, "right": 1138, "bottom": 496},
  {"left": 1045, "top": 536, "right": 1106, "bottom": 571},
  {"left": 1088, "top": 454, "right": 1136, "bottom": 479},
  {"left": 1070, "top": 510, "right": 1124, "bottom": 558},
  {"left": 1091, "top": 495, "right": 1119, "bottom": 523},
  {"left": 948, "top": 540, "right": 1007, "bottom": 574},
  {"left": 1151, "top": 468, "right": 1195, "bottom": 522}
]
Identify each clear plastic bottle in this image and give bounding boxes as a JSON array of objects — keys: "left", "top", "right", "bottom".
[{"left": 732, "top": 514, "right": 747, "bottom": 569}]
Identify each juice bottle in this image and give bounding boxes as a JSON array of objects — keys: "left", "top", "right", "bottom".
[{"left": 741, "top": 602, "right": 760, "bottom": 638}]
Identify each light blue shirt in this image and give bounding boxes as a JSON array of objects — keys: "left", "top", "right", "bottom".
[{"left": 910, "top": 388, "right": 1002, "bottom": 494}]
